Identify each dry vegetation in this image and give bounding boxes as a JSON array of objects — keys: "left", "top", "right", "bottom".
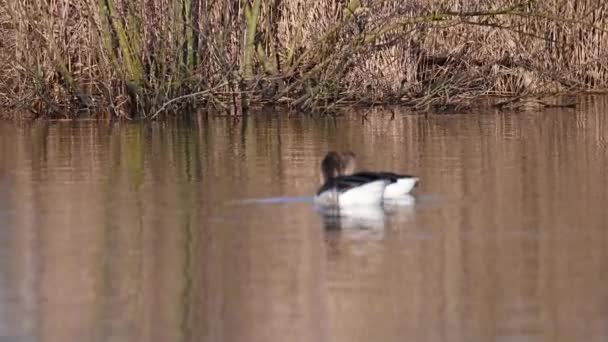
[{"left": 0, "top": 0, "right": 607, "bottom": 119}]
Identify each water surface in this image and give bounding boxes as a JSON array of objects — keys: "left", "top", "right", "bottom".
[{"left": 1, "top": 98, "right": 608, "bottom": 342}]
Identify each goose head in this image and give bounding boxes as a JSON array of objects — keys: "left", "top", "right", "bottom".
[
  {"left": 320, "top": 151, "right": 343, "bottom": 184},
  {"left": 320, "top": 151, "right": 360, "bottom": 183}
]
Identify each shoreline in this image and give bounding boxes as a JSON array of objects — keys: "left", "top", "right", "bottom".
[{"left": 0, "top": 93, "right": 590, "bottom": 122}]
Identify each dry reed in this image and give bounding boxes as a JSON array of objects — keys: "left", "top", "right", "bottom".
[{"left": 0, "top": 0, "right": 607, "bottom": 119}]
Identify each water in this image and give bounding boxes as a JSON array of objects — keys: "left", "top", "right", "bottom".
[{"left": 1, "top": 97, "right": 608, "bottom": 342}]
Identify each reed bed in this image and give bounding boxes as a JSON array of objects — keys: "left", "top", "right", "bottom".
[{"left": 0, "top": 0, "right": 607, "bottom": 119}]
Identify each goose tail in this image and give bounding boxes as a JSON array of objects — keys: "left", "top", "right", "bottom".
[{"left": 383, "top": 177, "right": 419, "bottom": 198}]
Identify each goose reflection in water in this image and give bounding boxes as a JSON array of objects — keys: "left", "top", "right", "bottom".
[{"left": 317, "top": 194, "right": 416, "bottom": 233}]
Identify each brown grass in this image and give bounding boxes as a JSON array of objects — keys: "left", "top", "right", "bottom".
[{"left": 0, "top": 0, "right": 607, "bottom": 119}]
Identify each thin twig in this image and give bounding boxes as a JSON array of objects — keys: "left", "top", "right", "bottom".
[{"left": 150, "top": 82, "right": 229, "bottom": 119}]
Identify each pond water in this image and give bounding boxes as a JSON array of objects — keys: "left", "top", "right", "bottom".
[{"left": 1, "top": 98, "right": 608, "bottom": 342}]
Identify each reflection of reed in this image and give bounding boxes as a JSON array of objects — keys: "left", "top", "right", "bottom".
[{"left": 1, "top": 99, "right": 608, "bottom": 342}]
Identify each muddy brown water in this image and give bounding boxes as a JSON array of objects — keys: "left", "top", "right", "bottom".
[{"left": 1, "top": 98, "right": 608, "bottom": 342}]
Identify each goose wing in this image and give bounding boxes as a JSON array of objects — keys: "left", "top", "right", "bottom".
[
  {"left": 316, "top": 175, "right": 383, "bottom": 195},
  {"left": 350, "top": 171, "right": 417, "bottom": 182}
]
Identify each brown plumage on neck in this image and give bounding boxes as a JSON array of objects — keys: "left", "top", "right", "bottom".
[{"left": 319, "top": 151, "right": 359, "bottom": 184}]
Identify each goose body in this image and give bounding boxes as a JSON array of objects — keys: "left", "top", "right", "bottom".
[
  {"left": 314, "top": 151, "right": 419, "bottom": 207},
  {"left": 338, "top": 152, "right": 419, "bottom": 198},
  {"left": 314, "top": 175, "right": 389, "bottom": 207},
  {"left": 348, "top": 171, "right": 419, "bottom": 199}
]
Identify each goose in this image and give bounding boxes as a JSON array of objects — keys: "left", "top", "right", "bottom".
[
  {"left": 338, "top": 151, "right": 419, "bottom": 199},
  {"left": 314, "top": 152, "right": 389, "bottom": 207}
]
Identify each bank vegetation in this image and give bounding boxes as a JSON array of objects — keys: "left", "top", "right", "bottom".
[{"left": 0, "top": 0, "right": 607, "bottom": 119}]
